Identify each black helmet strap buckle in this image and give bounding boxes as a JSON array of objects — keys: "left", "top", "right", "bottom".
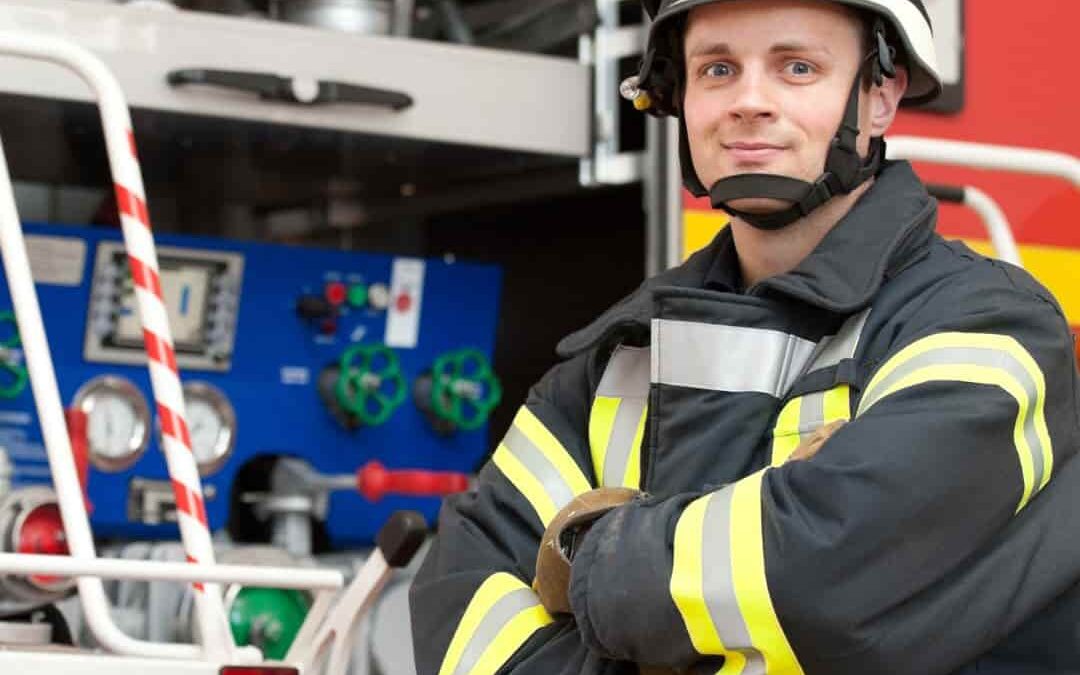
[
  {"left": 872, "top": 18, "right": 897, "bottom": 86},
  {"left": 704, "top": 24, "right": 898, "bottom": 230}
]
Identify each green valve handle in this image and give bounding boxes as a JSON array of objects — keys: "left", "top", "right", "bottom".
[
  {"left": 0, "top": 312, "right": 26, "bottom": 400},
  {"left": 335, "top": 343, "right": 406, "bottom": 426},
  {"left": 431, "top": 348, "right": 502, "bottom": 431}
]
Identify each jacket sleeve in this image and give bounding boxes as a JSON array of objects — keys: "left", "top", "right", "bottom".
[
  {"left": 410, "top": 349, "right": 625, "bottom": 675},
  {"left": 568, "top": 271, "right": 1080, "bottom": 674}
]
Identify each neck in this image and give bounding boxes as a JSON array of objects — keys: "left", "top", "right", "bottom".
[{"left": 733, "top": 179, "right": 873, "bottom": 288}]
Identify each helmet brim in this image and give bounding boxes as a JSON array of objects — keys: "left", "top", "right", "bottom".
[{"left": 644, "top": 0, "right": 943, "bottom": 107}]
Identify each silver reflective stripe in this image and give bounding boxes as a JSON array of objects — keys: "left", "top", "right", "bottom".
[
  {"left": 602, "top": 397, "right": 646, "bottom": 485},
  {"left": 502, "top": 425, "right": 577, "bottom": 511},
  {"left": 701, "top": 486, "right": 766, "bottom": 674},
  {"left": 859, "top": 345, "right": 1048, "bottom": 490},
  {"left": 451, "top": 587, "right": 540, "bottom": 675},
  {"left": 804, "top": 307, "right": 871, "bottom": 374},
  {"left": 799, "top": 390, "right": 825, "bottom": 431},
  {"left": 651, "top": 319, "right": 816, "bottom": 397},
  {"left": 597, "top": 346, "right": 650, "bottom": 397},
  {"left": 593, "top": 346, "right": 649, "bottom": 487}
]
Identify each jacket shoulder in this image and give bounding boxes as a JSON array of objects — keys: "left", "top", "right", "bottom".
[
  {"left": 935, "top": 238, "right": 1063, "bottom": 309},
  {"left": 873, "top": 236, "right": 1070, "bottom": 332}
]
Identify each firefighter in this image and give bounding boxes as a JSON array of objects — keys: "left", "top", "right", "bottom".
[{"left": 410, "top": 1, "right": 1080, "bottom": 673}]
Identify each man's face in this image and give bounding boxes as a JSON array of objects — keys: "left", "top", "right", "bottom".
[{"left": 682, "top": 0, "right": 871, "bottom": 213}]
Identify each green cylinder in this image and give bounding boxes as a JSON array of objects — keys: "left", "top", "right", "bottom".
[{"left": 228, "top": 586, "right": 310, "bottom": 661}]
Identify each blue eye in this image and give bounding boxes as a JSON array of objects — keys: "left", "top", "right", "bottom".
[
  {"left": 786, "top": 61, "right": 815, "bottom": 76},
  {"left": 703, "top": 63, "right": 732, "bottom": 78}
]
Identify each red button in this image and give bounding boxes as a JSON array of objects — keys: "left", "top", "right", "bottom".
[
  {"left": 395, "top": 293, "right": 412, "bottom": 312},
  {"left": 320, "top": 318, "right": 337, "bottom": 335},
  {"left": 325, "top": 282, "right": 347, "bottom": 306}
]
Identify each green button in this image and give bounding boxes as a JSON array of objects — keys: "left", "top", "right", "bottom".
[{"left": 347, "top": 283, "right": 368, "bottom": 308}]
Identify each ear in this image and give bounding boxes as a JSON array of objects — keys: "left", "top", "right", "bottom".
[{"left": 869, "top": 65, "right": 909, "bottom": 136}]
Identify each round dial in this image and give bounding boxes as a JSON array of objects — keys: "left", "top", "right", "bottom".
[
  {"left": 182, "top": 381, "right": 236, "bottom": 476},
  {"left": 73, "top": 376, "right": 150, "bottom": 472}
]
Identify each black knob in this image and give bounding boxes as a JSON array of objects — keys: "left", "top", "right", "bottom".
[
  {"left": 376, "top": 511, "right": 428, "bottom": 568},
  {"left": 296, "top": 294, "right": 333, "bottom": 319}
]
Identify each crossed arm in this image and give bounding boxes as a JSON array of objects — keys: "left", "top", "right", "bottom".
[{"left": 411, "top": 285, "right": 1080, "bottom": 675}]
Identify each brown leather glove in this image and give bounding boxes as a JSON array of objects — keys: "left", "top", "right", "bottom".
[
  {"left": 533, "top": 487, "right": 639, "bottom": 615},
  {"left": 787, "top": 419, "right": 846, "bottom": 463}
]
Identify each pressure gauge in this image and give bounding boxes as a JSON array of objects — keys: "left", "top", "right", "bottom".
[
  {"left": 182, "top": 381, "right": 236, "bottom": 476},
  {"left": 72, "top": 376, "right": 150, "bottom": 472}
]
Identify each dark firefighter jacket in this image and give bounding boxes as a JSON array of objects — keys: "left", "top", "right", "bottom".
[{"left": 409, "top": 161, "right": 1080, "bottom": 675}]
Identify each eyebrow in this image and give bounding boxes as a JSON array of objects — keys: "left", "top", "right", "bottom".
[{"left": 685, "top": 41, "right": 833, "bottom": 60}]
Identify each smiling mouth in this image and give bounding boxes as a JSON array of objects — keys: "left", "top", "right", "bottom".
[
  {"left": 723, "top": 144, "right": 787, "bottom": 163},
  {"left": 725, "top": 142, "right": 785, "bottom": 149}
]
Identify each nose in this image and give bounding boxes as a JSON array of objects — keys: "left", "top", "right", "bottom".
[{"left": 728, "top": 66, "right": 777, "bottom": 123}]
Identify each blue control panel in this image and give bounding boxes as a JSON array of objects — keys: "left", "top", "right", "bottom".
[{"left": 0, "top": 223, "right": 502, "bottom": 545}]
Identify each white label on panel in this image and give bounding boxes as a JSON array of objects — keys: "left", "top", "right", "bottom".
[
  {"left": 384, "top": 258, "right": 425, "bottom": 349},
  {"left": 280, "top": 366, "right": 311, "bottom": 386},
  {"left": 25, "top": 235, "right": 86, "bottom": 286}
]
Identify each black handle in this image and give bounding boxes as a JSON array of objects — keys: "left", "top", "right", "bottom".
[
  {"left": 319, "top": 81, "right": 414, "bottom": 111},
  {"left": 168, "top": 68, "right": 287, "bottom": 98},
  {"left": 376, "top": 510, "right": 428, "bottom": 568},
  {"left": 167, "top": 68, "right": 414, "bottom": 111},
  {"left": 926, "top": 183, "right": 967, "bottom": 204}
]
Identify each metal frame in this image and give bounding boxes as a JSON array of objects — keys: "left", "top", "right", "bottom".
[
  {"left": 928, "top": 184, "right": 1022, "bottom": 266},
  {"left": 886, "top": 136, "right": 1080, "bottom": 187},
  {"left": 579, "top": 0, "right": 648, "bottom": 187},
  {"left": 0, "top": 32, "right": 405, "bottom": 675},
  {"left": 0, "top": 0, "right": 591, "bottom": 158},
  {"left": 887, "top": 136, "right": 1080, "bottom": 265}
]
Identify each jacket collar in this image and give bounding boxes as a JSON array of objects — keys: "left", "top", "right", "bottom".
[{"left": 556, "top": 161, "right": 937, "bottom": 358}]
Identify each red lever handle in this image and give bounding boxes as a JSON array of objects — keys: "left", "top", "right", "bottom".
[{"left": 356, "top": 461, "right": 470, "bottom": 502}]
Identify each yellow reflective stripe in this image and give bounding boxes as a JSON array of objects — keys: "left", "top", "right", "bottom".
[
  {"left": 730, "top": 470, "right": 804, "bottom": 675},
  {"left": 623, "top": 405, "right": 647, "bottom": 489},
  {"left": 672, "top": 473, "right": 803, "bottom": 673},
  {"left": 770, "top": 397, "right": 803, "bottom": 467},
  {"left": 718, "top": 652, "right": 747, "bottom": 674},
  {"left": 492, "top": 445, "right": 560, "bottom": 526},
  {"left": 589, "top": 396, "right": 620, "bottom": 486},
  {"left": 589, "top": 396, "right": 646, "bottom": 489},
  {"left": 822, "top": 385, "right": 851, "bottom": 425},
  {"left": 592, "top": 345, "right": 649, "bottom": 488},
  {"left": 468, "top": 604, "right": 554, "bottom": 675},
  {"left": 493, "top": 407, "right": 593, "bottom": 527},
  {"left": 859, "top": 332, "right": 1053, "bottom": 511},
  {"left": 671, "top": 495, "right": 724, "bottom": 654},
  {"left": 514, "top": 407, "right": 592, "bottom": 496},
  {"left": 438, "top": 573, "right": 553, "bottom": 675}
]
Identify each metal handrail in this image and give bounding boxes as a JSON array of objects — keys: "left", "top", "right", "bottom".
[{"left": 887, "top": 135, "right": 1080, "bottom": 186}]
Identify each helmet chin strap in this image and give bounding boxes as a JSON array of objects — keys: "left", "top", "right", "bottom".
[{"left": 691, "top": 20, "right": 897, "bottom": 231}]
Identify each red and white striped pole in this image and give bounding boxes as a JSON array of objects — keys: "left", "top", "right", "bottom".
[
  {"left": 104, "top": 90, "right": 233, "bottom": 663},
  {"left": 0, "top": 35, "right": 233, "bottom": 659},
  {"left": 114, "top": 139, "right": 232, "bottom": 660}
]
